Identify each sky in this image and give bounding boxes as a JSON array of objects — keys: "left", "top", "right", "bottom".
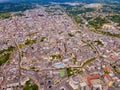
[{"left": 0, "top": 0, "right": 8, "bottom": 2}]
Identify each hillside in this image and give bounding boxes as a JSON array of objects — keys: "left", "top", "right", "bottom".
[{"left": 1, "top": 0, "right": 120, "bottom": 3}]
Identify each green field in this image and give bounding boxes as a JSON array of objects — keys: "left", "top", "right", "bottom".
[
  {"left": 107, "top": 14, "right": 120, "bottom": 24},
  {"left": 89, "top": 16, "right": 109, "bottom": 29}
]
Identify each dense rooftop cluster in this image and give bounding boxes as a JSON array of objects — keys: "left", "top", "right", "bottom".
[{"left": 0, "top": 3, "right": 120, "bottom": 90}]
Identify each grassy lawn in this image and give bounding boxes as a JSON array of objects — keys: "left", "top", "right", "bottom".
[{"left": 60, "top": 70, "right": 65, "bottom": 77}]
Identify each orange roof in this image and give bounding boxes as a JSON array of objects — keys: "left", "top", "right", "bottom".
[
  {"left": 104, "top": 66, "right": 110, "bottom": 72},
  {"left": 104, "top": 74, "right": 110, "bottom": 79},
  {"left": 109, "top": 54, "right": 115, "bottom": 59},
  {"left": 87, "top": 75, "right": 100, "bottom": 86}
]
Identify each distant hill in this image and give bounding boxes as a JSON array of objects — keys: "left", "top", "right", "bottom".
[
  {"left": 0, "top": 0, "right": 119, "bottom": 13},
  {"left": 1, "top": 0, "right": 120, "bottom": 3}
]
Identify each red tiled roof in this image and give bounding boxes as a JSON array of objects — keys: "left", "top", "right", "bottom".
[{"left": 87, "top": 75, "right": 100, "bottom": 86}]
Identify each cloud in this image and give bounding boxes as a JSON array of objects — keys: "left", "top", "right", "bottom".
[{"left": 0, "top": 0, "right": 9, "bottom": 2}]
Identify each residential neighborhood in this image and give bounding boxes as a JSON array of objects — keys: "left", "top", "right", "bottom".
[{"left": 0, "top": 1, "right": 120, "bottom": 90}]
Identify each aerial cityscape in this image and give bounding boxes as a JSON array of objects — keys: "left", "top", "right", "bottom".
[{"left": 0, "top": 0, "right": 120, "bottom": 90}]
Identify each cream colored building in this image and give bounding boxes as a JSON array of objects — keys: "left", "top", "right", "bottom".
[{"left": 69, "top": 76, "right": 79, "bottom": 90}]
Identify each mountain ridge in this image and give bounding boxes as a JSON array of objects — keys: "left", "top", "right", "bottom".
[{"left": 0, "top": 0, "right": 120, "bottom": 3}]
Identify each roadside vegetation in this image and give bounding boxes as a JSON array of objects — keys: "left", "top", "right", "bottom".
[
  {"left": 112, "top": 66, "right": 120, "bottom": 75},
  {"left": 40, "top": 37, "right": 46, "bottom": 42},
  {"left": 0, "top": 53, "right": 11, "bottom": 66},
  {"left": 68, "top": 32, "right": 75, "bottom": 37},
  {"left": 0, "top": 12, "right": 11, "bottom": 19},
  {"left": 94, "top": 40, "right": 104, "bottom": 47},
  {"left": 92, "top": 29, "right": 120, "bottom": 38},
  {"left": 68, "top": 7, "right": 96, "bottom": 15},
  {"left": 50, "top": 54, "right": 62, "bottom": 60},
  {"left": 45, "top": 8, "right": 53, "bottom": 13},
  {"left": 69, "top": 13, "right": 83, "bottom": 24},
  {"left": 19, "top": 39, "right": 36, "bottom": 48},
  {"left": 72, "top": 57, "right": 77, "bottom": 64},
  {"left": 0, "top": 46, "right": 15, "bottom": 54},
  {"left": 25, "top": 39, "right": 36, "bottom": 45},
  {"left": 81, "top": 57, "right": 96, "bottom": 67},
  {"left": 14, "top": 12, "right": 25, "bottom": 17}
]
